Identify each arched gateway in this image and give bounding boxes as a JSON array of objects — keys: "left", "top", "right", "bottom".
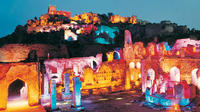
[{"left": 0, "top": 62, "right": 40, "bottom": 110}]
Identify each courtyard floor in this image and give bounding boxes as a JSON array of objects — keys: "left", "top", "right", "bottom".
[{"left": 2, "top": 90, "right": 200, "bottom": 112}]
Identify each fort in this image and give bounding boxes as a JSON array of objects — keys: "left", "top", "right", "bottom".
[{"left": 1, "top": 6, "right": 200, "bottom": 111}]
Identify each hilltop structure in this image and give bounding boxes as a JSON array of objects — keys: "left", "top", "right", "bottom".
[{"left": 48, "top": 5, "right": 71, "bottom": 17}]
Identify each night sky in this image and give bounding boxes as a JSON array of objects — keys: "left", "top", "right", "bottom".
[{"left": 0, "top": 0, "right": 199, "bottom": 38}]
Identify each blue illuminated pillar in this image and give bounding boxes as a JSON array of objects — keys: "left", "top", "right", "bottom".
[
  {"left": 51, "top": 79, "right": 57, "bottom": 110},
  {"left": 72, "top": 77, "right": 82, "bottom": 107}
]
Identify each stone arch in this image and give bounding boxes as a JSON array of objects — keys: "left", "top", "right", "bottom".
[
  {"left": 146, "top": 68, "right": 155, "bottom": 89},
  {"left": 129, "top": 62, "right": 135, "bottom": 69},
  {"left": 170, "top": 66, "right": 180, "bottom": 82},
  {"left": 91, "top": 60, "right": 97, "bottom": 69},
  {"left": 8, "top": 78, "right": 27, "bottom": 100},
  {"left": 0, "top": 63, "right": 40, "bottom": 110},
  {"left": 192, "top": 68, "right": 199, "bottom": 86},
  {"left": 136, "top": 62, "right": 141, "bottom": 69},
  {"left": 147, "top": 68, "right": 155, "bottom": 81},
  {"left": 64, "top": 30, "right": 78, "bottom": 41},
  {"left": 113, "top": 51, "right": 120, "bottom": 60}
]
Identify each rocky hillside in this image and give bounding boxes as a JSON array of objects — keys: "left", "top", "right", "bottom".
[{"left": 1, "top": 12, "right": 200, "bottom": 61}]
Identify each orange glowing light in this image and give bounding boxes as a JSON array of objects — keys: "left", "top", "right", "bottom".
[
  {"left": 110, "top": 15, "right": 121, "bottom": 23},
  {"left": 135, "top": 80, "right": 140, "bottom": 86},
  {"left": 106, "top": 52, "right": 114, "bottom": 62},
  {"left": 193, "top": 46, "right": 196, "bottom": 52},
  {"left": 6, "top": 99, "right": 45, "bottom": 112},
  {"left": 71, "top": 15, "right": 80, "bottom": 21},
  {"left": 79, "top": 61, "right": 125, "bottom": 94},
  {"left": 7, "top": 99, "right": 29, "bottom": 110},
  {"left": 173, "top": 104, "right": 180, "bottom": 112},
  {"left": 131, "top": 74, "right": 134, "bottom": 80},
  {"left": 129, "top": 15, "right": 137, "bottom": 24},
  {"left": 176, "top": 51, "right": 180, "bottom": 55}
]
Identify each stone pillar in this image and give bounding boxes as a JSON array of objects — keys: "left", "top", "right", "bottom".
[
  {"left": 125, "top": 69, "right": 131, "bottom": 90},
  {"left": 41, "top": 73, "right": 50, "bottom": 104},
  {"left": 0, "top": 79, "right": 7, "bottom": 110},
  {"left": 141, "top": 60, "right": 146, "bottom": 93},
  {"left": 51, "top": 79, "right": 57, "bottom": 110},
  {"left": 64, "top": 73, "right": 70, "bottom": 94},
  {"left": 44, "top": 74, "right": 49, "bottom": 95},
  {"left": 62, "top": 73, "right": 72, "bottom": 100},
  {"left": 72, "top": 77, "right": 82, "bottom": 108}
]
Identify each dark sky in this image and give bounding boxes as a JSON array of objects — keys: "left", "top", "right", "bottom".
[{"left": 0, "top": 0, "right": 199, "bottom": 38}]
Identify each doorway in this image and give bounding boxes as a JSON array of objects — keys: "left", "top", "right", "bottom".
[{"left": 8, "top": 79, "right": 27, "bottom": 100}]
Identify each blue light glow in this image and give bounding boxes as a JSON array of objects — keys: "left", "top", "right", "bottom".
[
  {"left": 95, "top": 25, "right": 119, "bottom": 44},
  {"left": 73, "top": 77, "right": 82, "bottom": 107},
  {"left": 164, "top": 42, "right": 171, "bottom": 51},
  {"left": 94, "top": 38, "right": 110, "bottom": 44},
  {"left": 51, "top": 80, "right": 57, "bottom": 110},
  {"left": 67, "top": 37, "right": 73, "bottom": 41},
  {"left": 156, "top": 44, "right": 159, "bottom": 51},
  {"left": 113, "top": 52, "right": 120, "bottom": 60},
  {"left": 179, "top": 98, "right": 190, "bottom": 106}
]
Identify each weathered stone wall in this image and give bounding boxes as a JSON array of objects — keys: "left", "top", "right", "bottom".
[
  {"left": 0, "top": 44, "right": 69, "bottom": 62},
  {"left": 80, "top": 60, "right": 126, "bottom": 95},
  {"left": 160, "top": 58, "right": 200, "bottom": 83},
  {"left": 141, "top": 57, "right": 200, "bottom": 92}
]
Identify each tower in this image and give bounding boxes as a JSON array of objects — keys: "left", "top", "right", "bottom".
[
  {"left": 124, "top": 30, "right": 132, "bottom": 45},
  {"left": 123, "top": 30, "right": 134, "bottom": 62},
  {"left": 48, "top": 5, "right": 57, "bottom": 14},
  {"left": 123, "top": 30, "right": 134, "bottom": 90}
]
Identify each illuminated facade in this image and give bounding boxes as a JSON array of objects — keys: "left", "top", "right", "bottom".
[
  {"left": 140, "top": 39, "right": 200, "bottom": 107},
  {"left": 71, "top": 13, "right": 100, "bottom": 24},
  {"left": 110, "top": 15, "right": 137, "bottom": 24},
  {"left": 141, "top": 58, "right": 200, "bottom": 93},
  {"left": 123, "top": 30, "right": 144, "bottom": 90},
  {"left": 43, "top": 54, "right": 102, "bottom": 96},
  {"left": 82, "top": 60, "right": 126, "bottom": 94},
  {"left": 42, "top": 30, "right": 144, "bottom": 96}
]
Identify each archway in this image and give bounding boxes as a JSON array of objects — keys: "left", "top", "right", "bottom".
[
  {"left": 147, "top": 69, "right": 155, "bottom": 81},
  {"left": 0, "top": 62, "right": 40, "bottom": 110},
  {"left": 170, "top": 66, "right": 180, "bottom": 82},
  {"left": 7, "top": 79, "right": 29, "bottom": 110},
  {"left": 8, "top": 79, "right": 27, "bottom": 101},
  {"left": 146, "top": 68, "right": 155, "bottom": 88},
  {"left": 192, "top": 68, "right": 198, "bottom": 86},
  {"left": 113, "top": 51, "right": 120, "bottom": 60},
  {"left": 91, "top": 61, "right": 97, "bottom": 69},
  {"left": 192, "top": 68, "right": 200, "bottom": 89}
]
